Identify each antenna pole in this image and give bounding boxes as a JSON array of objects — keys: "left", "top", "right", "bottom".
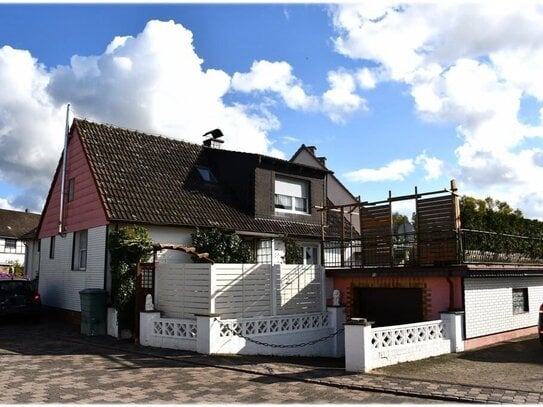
[{"left": 58, "top": 104, "right": 70, "bottom": 235}]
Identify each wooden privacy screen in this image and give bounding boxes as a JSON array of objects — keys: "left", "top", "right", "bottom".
[
  {"left": 360, "top": 204, "right": 392, "bottom": 266},
  {"left": 416, "top": 194, "right": 460, "bottom": 265}
]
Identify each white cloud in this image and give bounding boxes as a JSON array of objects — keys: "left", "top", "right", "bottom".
[
  {"left": 322, "top": 70, "right": 367, "bottom": 124},
  {"left": 343, "top": 158, "right": 415, "bottom": 183},
  {"left": 232, "top": 61, "right": 368, "bottom": 123},
  {"left": 48, "top": 20, "right": 282, "bottom": 155},
  {"left": 0, "top": 20, "right": 296, "bottom": 211},
  {"left": 231, "top": 60, "right": 318, "bottom": 111},
  {"left": 331, "top": 3, "right": 543, "bottom": 219},
  {"left": 355, "top": 67, "right": 378, "bottom": 90},
  {"left": 0, "top": 46, "right": 66, "bottom": 211},
  {"left": 415, "top": 152, "right": 443, "bottom": 181}
]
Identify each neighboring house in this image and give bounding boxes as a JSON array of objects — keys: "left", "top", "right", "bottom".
[
  {"left": 0, "top": 208, "right": 41, "bottom": 278},
  {"left": 290, "top": 144, "right": 361, "bottom": 234},
  {"left": 37, "top": 119, "right": 347, "bottom": 319}
]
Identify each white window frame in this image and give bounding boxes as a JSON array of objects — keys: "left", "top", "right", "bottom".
[
  {"left": 512, "top": 288, "right": 529, "bottom": 315},
  {"left": 301, "top": 245, "right": 319, "bottom": 265},
  {"left": 274, "top": 176, "right": 309, "bottom": 214},
  {"left": 4, "top": 238, "right": 17, "bottom": 252},
  {"left": 72, "top": 230, "right": 88, "bottom": 271}
]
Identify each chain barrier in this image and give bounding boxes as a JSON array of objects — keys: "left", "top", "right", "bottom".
[{"left": 220, "top": 324, "right": 345, "bottom": 349}]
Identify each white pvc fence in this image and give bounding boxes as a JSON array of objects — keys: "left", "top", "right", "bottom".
[
  {"left": 155, "top": 263, "right": 326, "bottom": 319},
  {"left": 345, "top": 312, "right": 464, "bottom": 372}
]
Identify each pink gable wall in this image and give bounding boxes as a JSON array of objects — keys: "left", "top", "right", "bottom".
[{"left": 39, "top": 128, "right": 108, "bottom": 238}]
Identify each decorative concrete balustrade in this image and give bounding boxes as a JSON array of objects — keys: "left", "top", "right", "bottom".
[
  {"left": 345, "top": 312, "right": 464, "bottom": 373},
  {"left": 140, "top": 306, "right": 345, "bottom": 357}
]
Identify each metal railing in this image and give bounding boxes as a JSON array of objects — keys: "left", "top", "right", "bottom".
[
  {"left": 323, "top": 233, "right": 418, "bottom": 268},
  {"left": 323, "top": 229, "right": 543, "bottom": 268}
]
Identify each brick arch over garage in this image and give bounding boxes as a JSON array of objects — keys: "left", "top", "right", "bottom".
[{"left": 331, "top": 274, "right": 462, "bottom": 322}]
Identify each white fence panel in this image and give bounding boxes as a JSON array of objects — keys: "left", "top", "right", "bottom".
[
  {"left": 213, "top": 264, "right": 272, "bottom": 318},
  {"left": 276, "top": 265, "right": 324, "bottom": 315},
  {"left": 155, "top": 263, "right": 325, "bottom": 319},
  {"left": 156, "top": 263, "right": 211, "bottom": 318}
]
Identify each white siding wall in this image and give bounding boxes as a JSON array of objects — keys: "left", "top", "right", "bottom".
[
  {"left": 464, "top": 277, "right": 543, "bottom": 338},
  {"left": 24, "top": 240, "right": 40, "bottom": 280},
  {"left": 39, "top": 226, "right": 107, "bottom": 311},
  {"left": 146, "top": 225, "right": 194, "bottom": 263}
]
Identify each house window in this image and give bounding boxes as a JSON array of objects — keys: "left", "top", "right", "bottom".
[
  {"left": 197, "top": 166, "right": 217, "bottom": 183},
  {"left": 4, "top": 238, "right": 17, "bottom": 252},
  {"left": 67, "top": 178, "right": 75, "bottom": 202},
  {"left": 49, "top": 236, "right": 55, "bottom": 259},
  {"left": 72, "top": 230, "right": 88, "bottom": 271},
  {"left": 512, "top": 288, "right": 529, "bottom": 314},
  {"left": 301, "top": 246, "right": 319, "bottom": 265},
  {"left": 274, "top": 177, "right": 309, "bottom": 214},
  {"left": 257, "top": 239, "right": 272, "bottom": 264}
]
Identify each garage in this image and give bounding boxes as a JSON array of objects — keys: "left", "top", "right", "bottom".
[{"left": 355, "top": 287, "right": 424, "bottom": 327}]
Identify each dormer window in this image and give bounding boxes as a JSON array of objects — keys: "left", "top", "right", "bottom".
[
  {"left": 275, "top": 176, "right": 309, "bottom": 214},
  {"left": 197, "top": 166, "right": 217, "bottom": 183}
]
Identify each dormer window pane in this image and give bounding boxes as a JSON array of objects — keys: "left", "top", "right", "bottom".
[
  {"left": 275, "top": 194, "right": 292, "bottom": 210},
  {"left": 294, "top": 197, "right": 307, "bottom": 212},
  {"left": 197, "top": 166, "right": 216, "bottom": 182},
  {"left": 275, "top": 177, "right": 309, "bottom": 214}
]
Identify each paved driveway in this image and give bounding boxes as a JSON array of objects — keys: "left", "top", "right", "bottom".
[
  {"left": 372, "top": 334, "right": 543, "bottom": 394},
  {"left": 0, "top": 319, "right": 433, "bottom": 404},
  {"left": 1, "top": 317, "right": 542, "bottom": 403}
]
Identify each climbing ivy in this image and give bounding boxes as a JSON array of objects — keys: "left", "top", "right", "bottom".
[
  {"left": 191, "top": 228, "right": 254, "bottom": 263},
  {"left": 284, "top": 238, "right": 303, "bottom": 264},
  {"left": 109, "top": 225, "right": 153, "bottom": 332}
]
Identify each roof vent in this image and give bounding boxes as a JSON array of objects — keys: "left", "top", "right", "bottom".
[{"left": 202, "top": 129, "right": 224, "bottom": 149}]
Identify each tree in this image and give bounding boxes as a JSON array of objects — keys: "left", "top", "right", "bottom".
[
  {"left": 109, "top": 225, "right": 153, "bottom": 332},
  {"left": 191, "top": 228, "right": 254, "bottom": 263},
  {"left": 392, "top": 212, "right": 410, "bottom": 234}
]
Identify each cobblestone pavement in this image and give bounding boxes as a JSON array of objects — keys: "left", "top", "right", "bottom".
[
  {"left": 1, "top": 317, "right": 543, "bottom": 404},
  {"left": 0, "top": 319, "right": 435, "bottom": 404}
]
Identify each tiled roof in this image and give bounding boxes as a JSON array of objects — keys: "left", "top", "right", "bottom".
[
  {"left": 75, "top": 119, "right": 343, "bottom": 238},
  {"left": 0, "top": 209, "right": 41, "bottom": 239}
]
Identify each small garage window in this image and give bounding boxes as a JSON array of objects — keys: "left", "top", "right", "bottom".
[{"left": 512, "top": 288, "right": 529, "bottom": 314}]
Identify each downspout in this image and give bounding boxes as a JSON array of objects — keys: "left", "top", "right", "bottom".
[
  {"left": 58, "top": 104, "right": 71, "bottom": 235},
  {"left": 446, "top": 273, "right": 455, "bottom": 311}
]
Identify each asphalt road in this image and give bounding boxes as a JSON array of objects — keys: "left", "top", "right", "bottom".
[{"left": 0, "top": 319, "right": 437, "bottom": 404}]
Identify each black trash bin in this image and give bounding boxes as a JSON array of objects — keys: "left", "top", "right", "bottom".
[{"left": 79, "top": 288, "right": 107, "bottom": 336}]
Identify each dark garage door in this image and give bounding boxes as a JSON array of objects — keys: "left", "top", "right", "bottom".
[{"left": 355, "top": 287, "right": 423, "bottom": 327}]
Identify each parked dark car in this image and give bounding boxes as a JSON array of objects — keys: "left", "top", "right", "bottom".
[
  {"left": 0, "top": 278, "right": 41, "bottom": 323},
  {"left": 539, "top": 303, "right": 543, "bottom": 344}
]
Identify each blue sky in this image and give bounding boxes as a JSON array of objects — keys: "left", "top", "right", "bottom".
[{"left": 1, "top": 3, "right": 543, "bottom": 219}]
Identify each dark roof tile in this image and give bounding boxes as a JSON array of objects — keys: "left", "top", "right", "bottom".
[
  {"left": 0, "top": 209, "right": 41, "bottom": 239},
  {"left": 75, "top": 119, "right": 347, "bottom": 238}
]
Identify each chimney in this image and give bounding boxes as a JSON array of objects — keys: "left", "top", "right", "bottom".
[
  {"left": 305, "top": 145, "right": 317, "bottom": 156},
  {"left": 202, "top": 129, "right": 225, "bottom": 149},
  {"left": 317, "top": 156, "right": 327, "bottom": 167}
]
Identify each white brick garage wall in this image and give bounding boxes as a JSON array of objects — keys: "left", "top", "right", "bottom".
[{"left": 464, "top": 277, "right": 543, "bottom": 338}]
